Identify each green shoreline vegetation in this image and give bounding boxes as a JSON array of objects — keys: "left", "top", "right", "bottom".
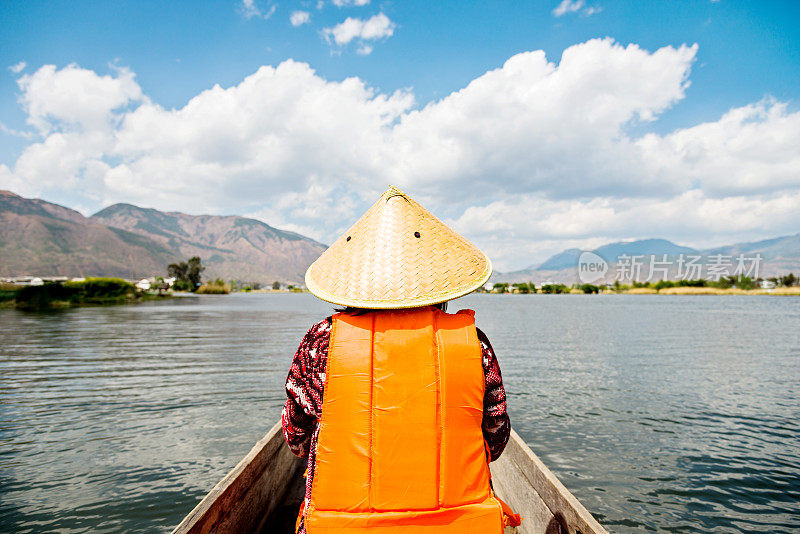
[
  {"left": 0, "top": 278, "right": 171, "bottom": 310},
  {"left": 196, "top": 278, "right": 231, "bottom": 294},
  {"left": 483, "top": 274, "right": 800, "bottom": 296},
  {"left": 4, "top": 257, "right": 795, "bottom": 310},
  {"left": 0, "top": 254, "right": 309, "bottom": 310}
]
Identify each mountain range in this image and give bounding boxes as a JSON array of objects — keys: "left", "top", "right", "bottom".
[
  {"left": 0, "top": 190, "right": 326, "bottom": 283},
  {"left": 2, "top": 190, "right": 798, "bottom": 285},
  {"left": 494, "top": 235, "right": 800, "bottom": 284}
]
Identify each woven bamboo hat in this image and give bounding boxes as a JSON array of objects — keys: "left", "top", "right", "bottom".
[{"left": 305, "top": 186, "right": 492, "bottom": 309}]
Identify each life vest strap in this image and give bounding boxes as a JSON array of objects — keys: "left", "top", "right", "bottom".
[{"left": 496, "top": 494, "right": 522, "bottom": 527}]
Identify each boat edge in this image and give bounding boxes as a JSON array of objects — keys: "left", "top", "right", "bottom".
[
  {"left": 171, "top": 421, "right": 300, "bottom": 534},
  {"left": 504, "top": 429, "right": 608, "bottom": 534}
]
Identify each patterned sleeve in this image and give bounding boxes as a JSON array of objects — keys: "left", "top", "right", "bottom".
[
  {"left": 477, "top": 327, "right": 511, "bottom": 461},
  {"left": 281, "top": 318, "right": 332, "bottom": 458}
]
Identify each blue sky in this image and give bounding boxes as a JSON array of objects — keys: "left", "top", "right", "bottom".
[
  {"left": 1, "top": 1, "right": 799, "bottom": 269},
  {"left": 3, "top": 1, "right": 798, "bottom": 130}
]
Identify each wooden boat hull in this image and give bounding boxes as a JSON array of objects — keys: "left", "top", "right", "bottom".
[{"left": 172, "top": 422, "right": 607, "bottom": 534}]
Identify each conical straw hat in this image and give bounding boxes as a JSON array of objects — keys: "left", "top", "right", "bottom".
[{"left": 305, "top": 186, "right": 492, "bottom": 309}]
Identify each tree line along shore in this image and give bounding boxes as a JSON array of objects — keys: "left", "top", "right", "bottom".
[
  {"left": 166, "top": 256, "right": 305, "bottom": 294},
  {"left": 485, "top": 273, "right": 799, "bottom": 295},
  {"left": 0, "top": 256, "right": 306, "bottom": 309},
  {"left": 0, "top": 278, "right": 170, "bottom": 310},
  {"left": 3, "top": 259, "right": 798, "bottom": 310},
  {"left": 0, "top": 277, "right": 307, "bottom": 310}
]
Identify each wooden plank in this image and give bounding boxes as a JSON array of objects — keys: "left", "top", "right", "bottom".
[
  {"left": 491, "top": 453, "right": 556, "bottom": 533},
  {"left": 500, "top": 430, "right": 607, "bottom": 534},
  {"left": 257, "top": 463, "right": 306, "bottom": 534},
  {"left": 171, "top": 422, "right": 303, "bottom": 534}
]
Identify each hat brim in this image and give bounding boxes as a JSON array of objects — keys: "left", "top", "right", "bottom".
[{"left": 306, "top": 255, "right": 492, "bottom": 309}]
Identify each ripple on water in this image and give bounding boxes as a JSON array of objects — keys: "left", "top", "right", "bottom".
[{"left": 1, "top": 293, "right": 799, "bottom": 533}]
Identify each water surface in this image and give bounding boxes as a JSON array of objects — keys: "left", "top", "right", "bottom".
[{"left": 1, "top": 293, "right": 798, "bottom": 532}]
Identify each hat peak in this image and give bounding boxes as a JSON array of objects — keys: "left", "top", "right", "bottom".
[{"left": 383, "top": 185, "right": 408, "bottom": 201}]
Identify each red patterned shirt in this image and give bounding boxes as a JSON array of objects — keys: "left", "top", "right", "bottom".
[{"left": 281, "top": 315, "right": 511, "bottom": 532}]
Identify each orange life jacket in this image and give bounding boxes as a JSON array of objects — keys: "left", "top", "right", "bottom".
[{"left": 304, "top": 307, "right": 505, "bottom": 533}]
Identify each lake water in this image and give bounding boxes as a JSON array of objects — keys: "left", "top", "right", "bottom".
[{"left": 1, "top": 293, "right": 798, "bottom": 533}]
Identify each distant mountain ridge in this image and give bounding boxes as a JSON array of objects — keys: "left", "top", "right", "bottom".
[
  {"left": 536, "top": 248, "right": 582, "bottom": 271},
  {"left": 92, "top": 203, "right": 326, "bottom": 283},
  {"left": 0, "top": 190, "right": 180, "bottom": 279},
  {"left": 495, "top": 234, "right": 800, "bottom": 284},
  {"left": 0, "top": 191, "right": 326, "bottom": 283},
  {"left": 592, "top": 238, "right": 696, "bottom": 263},
  {"left": 704, "top": 234, "right": 800, "bottom": 262},
  {"left": 4, "top": 189, "right": 798, "bottom": 286}
]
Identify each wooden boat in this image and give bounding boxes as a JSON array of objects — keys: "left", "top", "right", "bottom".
[{"left": 172, "top": 422, "right": 607, "bottom": 534}]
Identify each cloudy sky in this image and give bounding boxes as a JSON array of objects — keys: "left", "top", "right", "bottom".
[{"left": 1, "top": 1, "right": 799, "bottom": 271}]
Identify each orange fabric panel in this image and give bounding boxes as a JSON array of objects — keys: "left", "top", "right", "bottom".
[
  {"left": 308, "top": 497, "right": 503, "bottom": 533},
  {"left": 437, "top": 310, "right": 491, "bottom": 507},
  {"left": 371, "top": 310, "right": 439, "bottom": 511},
  {"left": 310, "top": 313, "right": 373, "bottom": 512},
  {"left": 307, "top": 307, "right": 502, "bottom": 533}
]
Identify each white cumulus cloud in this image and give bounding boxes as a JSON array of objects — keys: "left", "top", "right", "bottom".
[
  {"left": 290, "top": 10, "right": 310, "bottom": 26},
  {"left": 17, "top": 63, "right": 144, "bottom": 134},
  {"left": 389, "top": 39, "right": 699, "bottom": 200},
  {"left": 2, "top": 38, "right": 799, "bottom": 270},
  {"left": 323, "top": 13, "right": 395, "bottom": 46},
  {"left": 9, "top": 61, "right": 26, "bottom": 74}
]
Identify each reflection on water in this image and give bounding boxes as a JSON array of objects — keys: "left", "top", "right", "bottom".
[{"left": 1, "top": 293, "right": 798, "bottom": 532}]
